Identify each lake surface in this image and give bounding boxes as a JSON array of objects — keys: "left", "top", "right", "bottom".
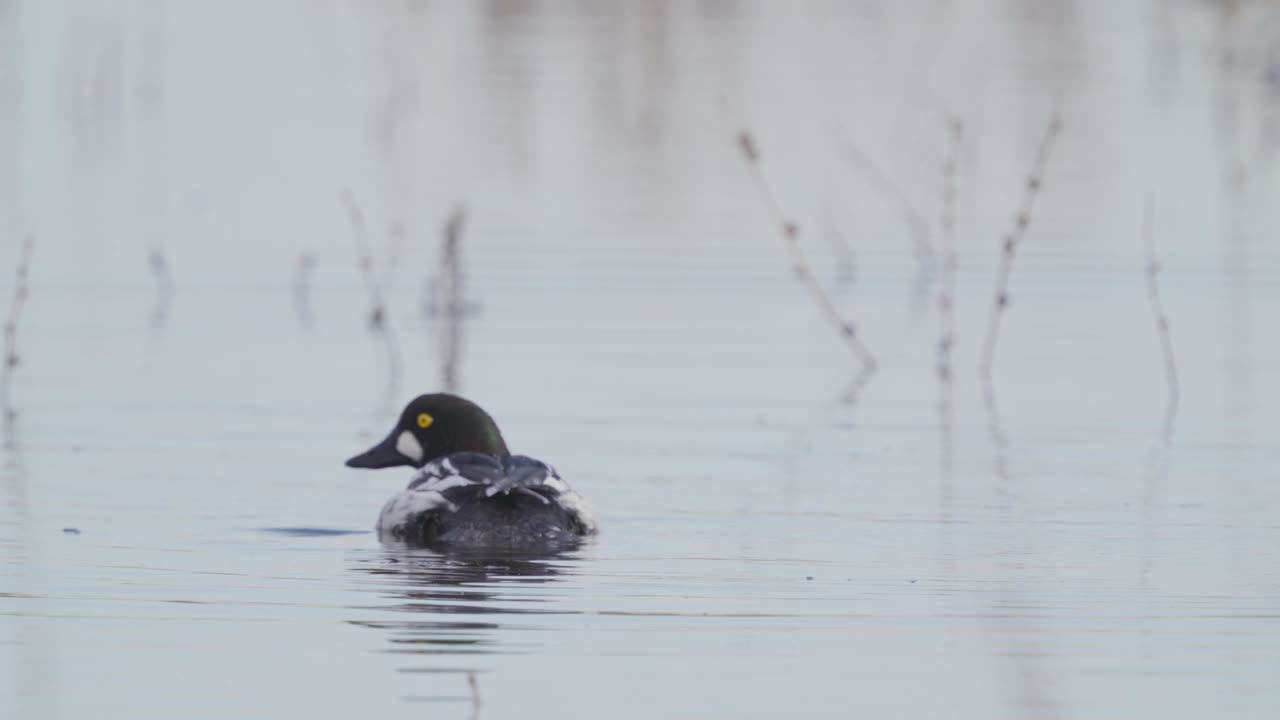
[{"left": 3, "top": 1, "right": 1280, "bottom": 718}]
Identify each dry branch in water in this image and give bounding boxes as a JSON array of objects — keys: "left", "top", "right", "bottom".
[
  {"left": 1144, "top": 194, "right": 1179, "bottom": 440},
  {"left": 979, "top": 112, "right": 1063, "bottom": 415},
  {"left": 341, "top": 189, "right": 402, "bottom": 399},
  {"left": 736, "top": 131, "right": 876, "bottom": 372},
  {"left": 937, "top": 119, "right": 964, "bottom": 417},
  {"left": 2, "top": 235, "right": 35, "bottom": 441}
]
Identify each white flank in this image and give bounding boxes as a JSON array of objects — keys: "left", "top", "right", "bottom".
[
  {"left": 376, "top": 489, "right": 455, "bottom": 536},
  {"left": 395, "top": 431, "right": 424, "bottom": 463},
  {"left": 556, "top": 491, "right": 600, "bottom": 534}
]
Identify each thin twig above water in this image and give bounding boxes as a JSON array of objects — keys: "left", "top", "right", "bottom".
[
  {"left": 937, "top": 118, "right": 964, "bottom": 459},
  {"left": 439, "top": 205, "right": 467, "bottom": 392},
  {"left": 979, "top": 112, "right": 1063, "bottom": 437},
  {"left": 467, "top": 671, "right": 482, "bottom": 719},
  {"left": 342, "top": 189, "right": 387, "bottom": 330},
  {"left": 146, "top": 246, "right": 174, "bottom": 329},
  {"left": 819, "top": 203, "right": 857, "bottom": 288},
  {"left": 136, "top": 1, "right": 172, "bottom": 330},
  {"left": 341, "top": 189, "right": 402, "bottom": 403},
  {"left": 838, "top": 365, "right": 876, "bottom": 406},
  {"left": 2, "top": 235, "right": 35, "bottom": 447},
  {"left": 736, "top": 131, "right": 877, "bottom": 373},
  {"left": 292, "top": 251, "right": 317, "bottom": 328},
  {"left": 842, "top": 138, "right": 934, "bottom": 295},
  {"left": 1143, "top": 193, "right": 1179, "bottom": 441}
]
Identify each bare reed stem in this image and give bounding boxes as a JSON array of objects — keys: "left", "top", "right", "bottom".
[
  {"left": 146, "top": 246, "right": 174, "bottom": 328},
  {"left": 292, "top": 251, "right": 317, "bottom": 327},
  {"left": 441, "top": 207, "right": 466, "bottom": 311},
  {"left": 440, "top": 205, "right": 467, "bottom": 392},
  {"left": 341, "top": 189, "right": 402, "bottom": 398},
  {"left": 467, "top": 671, "right": 482, "bottom": 717},
  {"left": 341, "top": 189, "right": 386, "bottom": 329},
  {"left": 819, "top": 205, "right": 857, "bottom": 286},
  {"left": 843, "top": 140, "right": 934, "bottom": 280},
  {"left": 379, "top": 219, "right": 406, "bottom": 296},
  {"left": 979, "top": 112, "right": 1063, "bottom": 415},
  {"left": 2, "top": 235, "right": 35, "bottom": 442},
  {"left": 937, "top": 119, "right": 964, "bottom": 415},
  {"left": 839, "top": 365, "right": 875, "bottom": 406},
  {"left": 1144, "top": 194, "right": 1179, "bottom": 440},
  {"left": 736, "top": 131, "right": 876, "bottom": 371}
]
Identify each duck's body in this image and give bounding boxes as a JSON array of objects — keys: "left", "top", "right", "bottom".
[
  {"left": 377, "top": 452, "right": 596, "bottom": 547},
  {"left": 347, "top": 394, "right": 597, "bottom": 550}
]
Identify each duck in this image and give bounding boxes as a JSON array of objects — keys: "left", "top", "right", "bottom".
[{"left": 345, "top": 393, "right": 598, "bottom": 549}]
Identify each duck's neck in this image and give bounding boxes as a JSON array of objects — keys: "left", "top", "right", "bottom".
[
  {"left": 448, "top": 416, "right": 509, "bottom": 458},
  {"left": 478, "top": 422, "right": 509, "bottom": 457}
]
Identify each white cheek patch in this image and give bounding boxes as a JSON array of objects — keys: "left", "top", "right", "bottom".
[{"left": 395, "top": 430, "right": 424, "bottom": 463}]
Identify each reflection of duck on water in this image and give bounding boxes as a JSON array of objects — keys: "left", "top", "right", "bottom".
[{"left": 347, "top": 547, "right": 578, "bottom": 659}]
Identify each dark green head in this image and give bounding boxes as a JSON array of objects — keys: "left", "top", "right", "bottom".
[{"left": 345, "top": 393, "right": 510, "bottom": 469}]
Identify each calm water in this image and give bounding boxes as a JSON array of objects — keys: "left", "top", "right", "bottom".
[{"left": 3, "top": 1, "right": 1280, "bottom": 718}]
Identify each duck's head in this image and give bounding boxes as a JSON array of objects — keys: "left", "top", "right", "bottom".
[{"left": 345, "top": 393, "right": 510, "bottom": 469}]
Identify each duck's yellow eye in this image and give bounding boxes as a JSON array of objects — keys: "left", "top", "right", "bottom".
[{"left": 416, "top": 413, "right": 434, "bottom": 429}]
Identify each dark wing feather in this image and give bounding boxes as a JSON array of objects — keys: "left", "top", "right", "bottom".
[
  {"left": 405, "top": 453, "right": 567, "bottom": 506},
  {"left": 406, "top": 452, "right": 503, "bottom": 490},
  {"left": 484, "top": 455, "right": 561, "bottom": 498}
]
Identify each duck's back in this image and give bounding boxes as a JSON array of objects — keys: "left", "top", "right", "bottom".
[{"left": 377, "top": 453, "right": 597, "bottom": 549}]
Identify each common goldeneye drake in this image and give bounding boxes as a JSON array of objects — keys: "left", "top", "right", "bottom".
[{"left": 345, "top": 393, "right": 598, "bottom": 549}]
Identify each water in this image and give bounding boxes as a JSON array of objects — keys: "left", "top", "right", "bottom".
[{"left": 3, "top": 1, "right": 1280, "bottom": 718}]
